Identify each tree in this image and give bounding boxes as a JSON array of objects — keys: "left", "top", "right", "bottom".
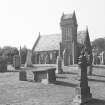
[
  {"left": 2, "top": 46, "right": 18, "bottom": 56},
  {"left": 92, "top": 38, "right": 105, "bottom": 53},
  {"left": 2, "top": 46, "right": 19, "bottom": 64}
]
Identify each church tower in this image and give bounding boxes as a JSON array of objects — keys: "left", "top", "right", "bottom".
[{"left": 60, "top": 11, "right": 78, "bottom": 65}]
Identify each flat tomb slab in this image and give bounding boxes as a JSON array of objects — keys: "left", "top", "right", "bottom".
[{"left": 32, "top": 67, "right": 56, "bottom": 84}]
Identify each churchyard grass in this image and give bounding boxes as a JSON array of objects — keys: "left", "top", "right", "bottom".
[{"left": 0, "top": 65, "right": 105, "bottom": 105}]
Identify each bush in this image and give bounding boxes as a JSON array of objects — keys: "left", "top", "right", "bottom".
[
  {"left": 1, "top": 46, "right": 19, "bottom": 64},
  {"left": 0, "top": 56, "right": 8, "bottom": 72}
]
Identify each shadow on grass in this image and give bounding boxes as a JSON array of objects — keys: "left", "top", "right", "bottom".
[
  {"left": 56, "top": 76, "right": 68, "bottom": 79},
  {"left": 27, "top": 79, "right": 36, "bottom": 82},
  {"left": 63, "top": 71, "right": 78, "bottom": 75},
  {"left": 27, "top": 79, "right": 77, "bottom": 88},
  {"left": 92, "top": 74, "right": 105, "bottom": 78},
  {"left": 88, "top": 78, "right": 105, "bottom": 83},
  {"left": 54, "top": 80, "right": 77, "bottom": 87},
  {"left": 93, "top": 65, "right": 105, "bottom": 69},
  {"left": 86, "top": 98, "right": 105, "bottom": 105},
  {"left": 7, "top": 70, "right": 19, "bottom": 72}
]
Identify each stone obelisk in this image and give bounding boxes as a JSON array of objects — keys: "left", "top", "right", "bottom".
[{"left": 24, "top": 50, "right": 33, "bottom": 67}]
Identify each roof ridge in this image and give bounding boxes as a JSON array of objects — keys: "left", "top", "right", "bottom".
[{"left": 40, "top": 33, "right": 60, "bottom": 37}]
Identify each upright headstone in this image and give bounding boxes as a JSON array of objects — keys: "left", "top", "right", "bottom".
[
  {"left": 24, "top": 50, "right": 33, "bottom": 67},
  {"left": 13, "top": 55, "right": 21, "bottom": 69},
  {"left": 63, "top": 49, "right": 67, "bottom": 66},
  {"left": 56, "top": 56, "right": 63, "bottom": 74},
  {"left": 92, "top": 54, "right": 95, "bottom": 65},
  {"left": 7, "top": 64, "right": 15, "bottom": 71},
  {"left": 19, "top": 46, "right": 22, "bottom": 66},
  {"left": 72, "top": 52, "right": 92, "bottom": 105},
  {"left": 103, "top": 52, "right": 105, "bottom": 65},
  {"left": 45, "top": 54, "right": 50, "bottom": 64},
  {"left": 87, "top": 54, "right": 93, "bottom": 75},
  {"left": 101, "top": 51, "right": 104, "bottom": 65}
]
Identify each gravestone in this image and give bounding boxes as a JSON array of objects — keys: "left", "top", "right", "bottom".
[
  {"left": 101, "top": 52, "right": 104, "bottom": 64},
  {"left": 100, "top": 51, "right": 105, "bottom": 65},
  {"left": 13, "top": 55, "right": 21, "bottom": 69},
  {"left": 24, "top": 50, "right": 33, "bottom": 67},
  {"left": 87, "top": 54, "right": 93, "bottom": 75},
  {"left": 45, "top": 54, "right": 50, "bottom": 64},
  {"left": 7, "top": 64, "right": 15, "bottom": 71},
  {"left": 72, "top": 51, "right": 92, "bottom": 105},
  {"left": 56, "top": 56, "right": 63, "bottom": 74}
]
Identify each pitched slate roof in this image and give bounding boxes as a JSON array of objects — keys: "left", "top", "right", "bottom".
[
  {"left": 34, "top": 34, "right": 61, "bottom": 52},
  {"left": 33, "top": 31, "right": 88, "bottom": 52}
]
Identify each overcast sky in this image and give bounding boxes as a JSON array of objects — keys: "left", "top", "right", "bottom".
[{"left": 0, "top": 0, "right": 105, "bottom": 49}]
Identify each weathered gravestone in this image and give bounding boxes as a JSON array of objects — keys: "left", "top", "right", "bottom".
[
  {"left": 13, "top": 55, "right": 21, "bottom": 69},
  {"left": 100, "top": 51, "right": 105, "bottom": 65},
  {"left": 56, "top": 56, "right": 63, "bottom": 74},
  {"left": 101, "top": 51, "right": 104, "bottom": 64},
  {"left": 7, "top": 64, "right": 15, "bottom": 71},
  {"left": 87, "top": 54, "right": 93, "bottom": 75},
  {"left": 72, "top": 51, "right": 92, "bottom": 105},
  {"left": 24, "top": 50, "right": 33, "bottom": 67}
]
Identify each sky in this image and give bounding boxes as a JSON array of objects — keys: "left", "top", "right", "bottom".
[{"left": 0, "top": 0, "right": 105, "bottom": 49}]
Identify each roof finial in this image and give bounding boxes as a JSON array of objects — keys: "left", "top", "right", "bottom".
[
  {"left": 73, "top": 10, "right": 77, "bottom": 24},
  {"left": 85, "top": 25, "right": 89, "bottom": 36},
  {"left": 86, "top": 25, "right": 88, "bottom": 32},
  {"left": 61, "top": 12, "right": 64, "bottom": 20},
  {"left": 73, "top": 10, "right": 75, "bottom": 14}
]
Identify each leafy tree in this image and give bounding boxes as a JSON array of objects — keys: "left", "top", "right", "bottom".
[
  {"left": 92, "top": 38, "right": 105, "bottom": 53},
  {"left": 2, "top": 46, "right": 19, "bottom": 56},
  {"left": 2, "top": 46, "right": 19, "bottom": 64}
]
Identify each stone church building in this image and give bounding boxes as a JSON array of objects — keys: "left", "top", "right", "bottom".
[{"left": 32, "top": 11, "right": 91, "bottom": 66}]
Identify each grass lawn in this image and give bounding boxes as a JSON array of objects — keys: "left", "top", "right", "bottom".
[{"left": 0, "top": 66, "right": 105, "bottom": 105}]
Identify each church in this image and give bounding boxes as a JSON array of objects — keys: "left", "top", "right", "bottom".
[{"left": 32, "top": 11, "right": 91, "bottom": 66}]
